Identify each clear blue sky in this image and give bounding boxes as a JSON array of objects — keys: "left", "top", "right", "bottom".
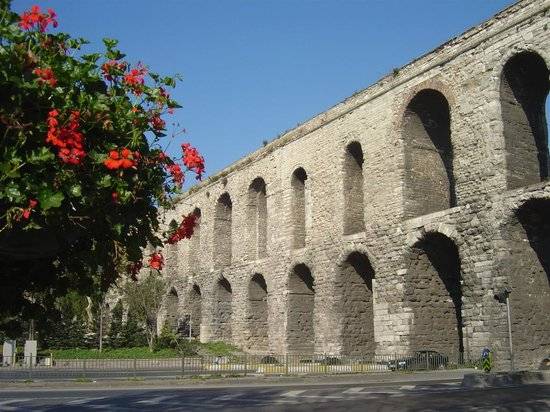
[{"left": 14, "top": 0, "right": 523, "bottom": 182}]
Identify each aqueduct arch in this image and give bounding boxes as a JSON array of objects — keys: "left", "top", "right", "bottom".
[
  {"left": 405, "top": 232, "right": 463, "bottom": 355},
  {"left": 501, "top": 51, "right": 549, "bottom": 189},
  {"left": 336, "top": 251, "right": 375, "bottom": 355},
  {"left": 287, "top": 263, "right": 315, "bottom": 353},
  {"left": 188, "top": 284, "right": 202, "bottom": 339},
  {"left": 214, "top": 193, "right": 233, "bottom": 269},
  {"left": 246, "top": 273, "right": 269, "bottom": 352},
  {"left": 343, "top": 142, "right": 365, "bottom": 235},
  {"left": 403, "top": 89, "right": 455, "bottom": 219},
  {"left": 497, "top": 198, "right": 550, "bottom": 368},
  {"left": 213, "top": 277, "right": 233, "bottom": 341},
  {"left": 247, "top": 178, "right": 268, "bottom": 259}
]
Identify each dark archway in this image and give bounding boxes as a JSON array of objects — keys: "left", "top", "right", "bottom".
[
  {"left": 188, "top": 208, "right": 201, "bottom": 272},
  {"left": 291, "top": 168, "right": 308, "bottom": 249},
  {"left": 247, "top": 273, "right": 268, "bottom": 351},
  {"left": 287, "top": 264, "right": 314, "bottom": 353},
  {"left": 214, "top": 193, "right": 232, "bottom": 269},
  {"left": 214, "top": 277, "right": 232, "bottom": 341},
  {"left": 405, "top": 233, "right": 463, "bottom": 355},
  {"left": 337, "top": 252, "right": 375, "bottom": 355},
  {"left": 247, "top": 178, "right": 268, "bottom": 259},
  {"left": 188, "top": 284, "right": 202, "bottom": 339},
  {"left": 165, "top": 287, "right": 179, "bottom": 331},
  {"left": 403, "top": 89, "right": 455, "bottom": 218},
  {"left": 501, "top": 52, "right": 549, "bottom": 189},
  {"left": 499, "top": 199, "right": 550, "bottom": 368},
  {"left": 343, "top": 142, "right": 365, "bottom": 235}
]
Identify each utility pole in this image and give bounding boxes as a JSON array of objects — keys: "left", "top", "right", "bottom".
[{"left": 495, "top": 288, "right": 513, "bottom": 371}]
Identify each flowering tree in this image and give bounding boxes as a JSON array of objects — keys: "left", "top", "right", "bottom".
[{"left": 0, "top": 3, "right": 203, "bottom": 327}]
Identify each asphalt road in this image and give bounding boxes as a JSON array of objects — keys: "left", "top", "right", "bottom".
[{"left": 1, "top": 381, "right": 549, "bottom": 411}]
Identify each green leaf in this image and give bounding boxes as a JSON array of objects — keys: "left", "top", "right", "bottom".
[
  {"left": 27, "top": 147, "right": 55, "bottom": 164},
  {"left": 69, "top": 185, "right": 82, "bottom": 197},
  {"left": 4, "top": 184, "right": 21, "bottom": 201},
  {"left": 98, "top": 175, "right": 112, "bottom": 188},
  {"left": 38, "top": 189, "right": 65, "bottom": 211},
  {"left": 102, "top": 38, "right": 119, "bottom": 49}
]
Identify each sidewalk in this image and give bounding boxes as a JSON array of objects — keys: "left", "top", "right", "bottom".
[{"left": 0, "top": 369, "right": 478, "bottom": 391}]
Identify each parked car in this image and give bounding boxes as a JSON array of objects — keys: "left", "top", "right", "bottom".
[{"left": 388, "top": 350, "right": 449, "bottom": 371}]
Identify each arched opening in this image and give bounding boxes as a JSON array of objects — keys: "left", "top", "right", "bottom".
[
  {"left": 214, "top": 193, "right": 232, "bottom": 269},
  {"left": 287, "top": 264, "right": 314, "bottom": 353},
  {"left": 247, "top": 273, "right": 268, "bottom": 351},
  {"left": 337, "top": 252, "right": 375, "bottom": 355},
  {"left": 214, "top": 277, "right": 232, "bottom": 341},
  {"left": 291, "top": 168, "right": 308, "bottom": 249},
  {"left": 247, "top": 178, "right": 267, "bottom": 259},
  {"left": 405, "top": 232, "right": 463, "bottom": 355},
  {"left": 343, "top": 142, "right": 365, "bottom": 235},
  {"left": 498, "top": 199, "right": 550, "bottom": 368},
  {"left": 403, "top": 89, "right": 455, "bottom": 218},
  {"left": 165, "top": 288, "right": 179, "bottom": 332},
  {"left": 188, "top": 208, "right": 201, "bottom": 272},
  {"left": 501, "top": 51, "right": 549, "bottom": 189},
  {"left": 188, "top": 284, "right": 202, "bottom": 339}
]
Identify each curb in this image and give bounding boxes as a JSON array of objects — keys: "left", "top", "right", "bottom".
[{"left": 462, "top": 371, "right": 550, "bottom": 388}]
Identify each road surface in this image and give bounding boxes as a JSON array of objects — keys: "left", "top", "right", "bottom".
[{"left": 1, "top": 380, "right": 549, "bottom": 411}]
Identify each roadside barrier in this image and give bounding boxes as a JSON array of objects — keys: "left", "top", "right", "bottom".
[{"left": 0, "top": 352, "right": 482, "bottom": 381}]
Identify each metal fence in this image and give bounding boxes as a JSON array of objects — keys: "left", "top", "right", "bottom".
[{"left": 0, "top": 352, "right": 481, "bottom": 381}]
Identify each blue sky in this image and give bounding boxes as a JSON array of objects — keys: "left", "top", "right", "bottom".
[{"left": 13, "top": 0, "right": 521, "bottom": 182}]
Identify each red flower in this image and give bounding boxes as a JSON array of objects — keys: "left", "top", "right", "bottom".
[
  {"left": 104, "top": 147, "right": 136, "bottom": 170},
  {"left": 123, "top": 64, "right": 147, "bottom": 95},
  {"left": 150, "top": 115, "right": 165, "bottom": 131},
  {"left": 101, "top": 60, "right": 127, "bottom": 81},
  {"left": 148, "top": 252, "right": 164, "bottom": 270},
  {"left": 19, "top": 6, "right": 58, "bottom": 32},
  {"left": 167, "top": 164, "right": 184, "bottom": 188},
  {"left": 166, "top": 212, "right": 198, "bottom": 244},
  {"left": 182, "top": 143, "right": 205, "bottom": 180},
  {"left": 33, "top": 67, "right": 57, "bottom": 87},
  {"left": 21, "top": 198, "right": 38, "bottom": 220},
  {"left": 111, "top": 192, "right": 119, "bottom": 203},
  {"left": 45, "top": 109, "right": 86, "bottom": 165}
]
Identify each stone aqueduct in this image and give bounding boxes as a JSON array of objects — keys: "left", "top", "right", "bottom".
[{"left": 158, "top": 0, "right": 550, "bottom": 368}]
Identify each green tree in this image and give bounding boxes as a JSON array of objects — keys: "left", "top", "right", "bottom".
[
  {"left": 0, "top": 3, "right": 203, "bottom": 332},
  {"left": 123, "top": 272, "right": 167, "bottom": 351}
]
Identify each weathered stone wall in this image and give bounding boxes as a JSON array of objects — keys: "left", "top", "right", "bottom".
[{"left": 160, "top": 0, "right": 550, "bottom": 369}]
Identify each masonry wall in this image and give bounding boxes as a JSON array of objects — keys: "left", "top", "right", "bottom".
[{"left": 161, "top": 0, "right": 550, "bottom": 369}]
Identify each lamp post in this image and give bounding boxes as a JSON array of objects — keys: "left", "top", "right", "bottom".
[{"left": 494, "top": 288, "right": 513, "bottom": 371}]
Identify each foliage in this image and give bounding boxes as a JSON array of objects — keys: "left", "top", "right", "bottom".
[
  {"left": 122, "top": 272, "right": 166, "bottom": 351},
  {"left": 107, "top": 300, "right": 124, "bottom": 348},
  {"left": 119, "top": 308, "right": 148, "bottom": 348},
  {"left": 44, "top": 346, "right": 182, "bottom": 359},
  {"left": 0, "top": 3, "right": 204, "bottom": 329}
]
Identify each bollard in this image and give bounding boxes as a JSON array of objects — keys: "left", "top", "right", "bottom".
[
  {"left": 285, "top": 354, "right": 289, "bottom": 376},
  {"left": 244, "top": 354, "right": 247, "bottom": 377},
  {"left": 181, "top": 356, "right": 185, "bottom": 377},
  {"left": 133, "top": 358, "right": 137, "bottom": 379}
]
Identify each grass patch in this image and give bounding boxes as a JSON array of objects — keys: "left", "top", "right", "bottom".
[
  {"left": 46, "top": 347, "right": 181, "bottom": 359},
  {"left": 198, "top": 341, "right": 239, "bottom": 356},
  {"left": 42, "top": 341, "right": 241, "bottom": 359}
]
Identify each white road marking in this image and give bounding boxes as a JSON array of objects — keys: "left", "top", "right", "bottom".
[
  {"left": 211, "top": 392, "right": 244, "bottom": 401},
  {"left": 399, "top": 385, "right": 416, "bottom": 390},
  {"left": 135, "top": 395, "right": 175, "bottom": 405},
  {"left": 68, "top": 397, "right": 106, "bottom": 405},
  {"left": 0, "top": 398, "right": 30, "bottom": 411},
  {"left": 280, "top": 390, "right": 307, "bottom": 397},
  {"left": 342, "top": 387, "right": 365, "bottom": 394}
]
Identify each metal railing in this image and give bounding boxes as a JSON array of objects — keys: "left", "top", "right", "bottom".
[{"left": 0, "top": 352, "right": 481, "bottom": 381}]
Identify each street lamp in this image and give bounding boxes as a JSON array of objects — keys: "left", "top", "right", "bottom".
[{"left": 494, "top": 288, "right": 513, "bottom": 371}]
